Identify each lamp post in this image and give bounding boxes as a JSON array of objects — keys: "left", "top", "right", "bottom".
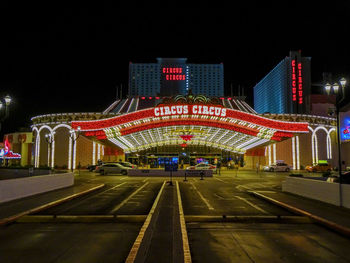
[
  {"left": 325, "top": 77, "right": 347, "bottom": 206},
  {"left": 0, "top": 95, "right": 12, "bottom": 132},
  {"left": 45, "top": 132, "right": 55, "bottom": 169},
  {"left": 69, "top": 126, "right": 81, "bottom": 172}
]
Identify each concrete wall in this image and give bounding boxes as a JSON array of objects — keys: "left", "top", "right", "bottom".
[
  {"left": 282, "top": 177, "right": 350, "bottom": 209},
  {"left": 0, "top": 173, "right": 74, "bottom": 204}
]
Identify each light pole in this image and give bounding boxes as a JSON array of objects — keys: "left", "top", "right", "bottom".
[
  {"left": 70, "top": 126, "right": 81, "bottom": 172},
  {"left": 45, "top": 132, "right": 55, "bottom": 169},
  {"left": 0, "top": 95, "right": 12, "bottom": 132},
  {"left": 325, "top": 77, "right": 347, "bottom": 206}
]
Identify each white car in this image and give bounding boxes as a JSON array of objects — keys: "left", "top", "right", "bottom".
[
  {"left": 99, "top": 163, "right": 132, "bottom": 175},
  {"left": 263, "top": 162, "right": 292, "bottom": 172},
  {"left": 187, "top": 163, "right": 217, "bottom": 171}
]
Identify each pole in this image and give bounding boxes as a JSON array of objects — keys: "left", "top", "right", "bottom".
[
  {"left": 336, "top": 104, "right": 343, "bottom": 206},
  {"left": 71, "top": 139, "right": 74, "bottom": 173}
]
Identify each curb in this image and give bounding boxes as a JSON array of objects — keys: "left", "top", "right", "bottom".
[
  {"left": 249, "top": 191, "right": 350, "bottom": 238},
  {"left": 0, "top": 183, "right": 105, "bottom": 226}
]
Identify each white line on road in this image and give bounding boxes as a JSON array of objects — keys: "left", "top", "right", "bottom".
[
  {"left": 234, "top": 195, "right": 270, "bottom": 214},
  {"left": 190, "top": 182, "right": 214, "bottom": 210},
  {"left": 214, "top": 178, "right": 226, "bottom": 183},
  {"left": 110, "top": 182, "right": 149, "bottom": 213}
]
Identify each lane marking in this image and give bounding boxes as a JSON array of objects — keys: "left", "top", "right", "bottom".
[
  {"left": 214, "top": 178, "right": 226, "bottom": 183},
  {"left": 125, "top": 181, "right": 166, "bottom": 263},
  {"left": 120, "top": 177, "right": 128, "bottom": 180},
  {"left": 234, "top": 195, "right": 269, "bottom": 214},
  {"left": 110, "top": 182, "right": 149, "bottom": 213},
  {"left": 190, "top": 182, "right": 214, "bottom": 210},
  {"left": 176, "top": 181, "right": 192, "bottom": 263}
]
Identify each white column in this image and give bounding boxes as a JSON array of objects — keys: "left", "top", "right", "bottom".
[
  {"left": 273, "top": 144, "right": 276, "bottom": 164},
  {"left": 292, "top": 137, "right": 296, "bottom": 170},
  {"left": 51, "top": 138, "right": 55, "bottom": 168},
  {"left": 68, "top": 137, "right": 72, "bottom": 170},
  {"left": 92, "top": 141, "right": 96, "bottom": 165},
  {"left": 73, "top": 137, "right": 77, "bottom": 169},
  {"left": 97, "top": 143, "right": 101, "bottom": 161},
  {"left": 268, "top": 145, "right": 272, "bottom": 166},
  {"left": 35, "top": 135, "right": 40, "bottom": 168},
  {"left": 295, "top": 136, "right": 300, "bottom": 170}
]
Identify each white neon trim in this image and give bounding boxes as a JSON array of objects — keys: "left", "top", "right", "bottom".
[
  {"left": 292, "top": 137, "right": 296, "bottom": 170},
  {"left": 92, "top": 141, "right": 96, "bottom": 165},
  {"left": 268, "top": 145, "right": 272, "bottom": 166},
  {"left": 296, "top": 136, "right": 300, "bottom": 170},
  {"left": 273, "top": 143, "right": 276, "bottom": 164}
]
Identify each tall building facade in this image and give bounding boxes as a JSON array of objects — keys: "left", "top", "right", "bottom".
[
  {"left": 128, "top": 58, "right": 224, "bottom": 97},
  {"left": 254, "top": 51, "right": 311, "bottom": 114}
]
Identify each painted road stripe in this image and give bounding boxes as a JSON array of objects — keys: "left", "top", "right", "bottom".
[
  {"left": 176, "top": 181, "right": 192, "bottom": 263},
  {"left": 0, "top": 184, "right": 105, "bottom": 226},
  {"left": 214, "top": 177, "right": 226, "bottom": 183},
  {"left": 110, "top": 182, "right": 149, "bottom": 213},
  {"left": 234, "top": 195, "right": 270, "bottom": 214},
  {"left": 190, "top": 182, "right": 214, "bottom": 210},
  {"left": 125, "top": 181, "right": 166, "bottom": 263}
]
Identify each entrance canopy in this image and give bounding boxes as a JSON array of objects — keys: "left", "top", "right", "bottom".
[{"left": 72, "top": 97, "right": 308, "bottom": 154}]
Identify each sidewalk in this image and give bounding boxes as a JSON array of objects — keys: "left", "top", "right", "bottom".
[
  {"left": 251, "top": 190, "right": 350, "bottom": 236},
  {"left": 0, "top": 181, "right": 104, "bottom": 223}
]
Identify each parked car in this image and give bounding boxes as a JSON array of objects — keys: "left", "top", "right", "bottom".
[
  {"left": 186, "top": 163, "right": 217, "bottom": 171},
  {"left": 263, "top": 162, "right": 292, "bottom": 172},
  {"left": 99, "top": 163, "right": 131, "bottom": 175},
  {"left": 118, "top": 161, "right": 138, "bottom": 169},
  {"left": 87, "top": 164, "right": 98, "bottom": 172},
  {"left": 306, "top": 163, "right": 332, "bottom": 173}
]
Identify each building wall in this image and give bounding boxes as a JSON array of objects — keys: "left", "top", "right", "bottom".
[{"left": 128, "top": 58, "right": 224, "bottom": 97}]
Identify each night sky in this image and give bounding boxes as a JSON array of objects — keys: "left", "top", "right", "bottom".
[{"left": 2, "top": 2, "right": 350, "bottom": 137}]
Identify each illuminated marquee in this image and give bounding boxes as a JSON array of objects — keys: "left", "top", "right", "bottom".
[
  {"left": 162, "top": 67, "right": 186, "bottom": 81},
  {"left": 154, "top": 105, "right": 227, "bottom": 117}
]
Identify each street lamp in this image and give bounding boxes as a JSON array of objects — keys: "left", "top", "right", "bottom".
[
  {"left": 70, "top": 126, "right": 81, "bottom": 172},
  {"left": 0, "top": 95, "right": 12, "bottom": 132},
  {"left": 45, "top": 132, "right": 55, "bottom": 169},
  {"left": 324, "top": 78, "right": 347, "bottom": 206}
]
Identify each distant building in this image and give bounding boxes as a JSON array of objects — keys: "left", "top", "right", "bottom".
[
  {"left": 254, "top": 51, "right": 311, "bottom": 114},
  {"left": 128, "top": 58, "right": 224, "bottom": 97}
]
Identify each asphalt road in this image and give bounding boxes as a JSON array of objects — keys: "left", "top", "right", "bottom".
[{"left": 0, "top": 170, "right": 350, "bottom": 263}]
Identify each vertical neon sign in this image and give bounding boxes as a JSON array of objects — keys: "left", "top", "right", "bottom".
[
  {"left": 291, "top": 60, "right": 297, "bottom": 101},
  {"left": 297, "top": 62, "right": 303, "bottom": 104}
]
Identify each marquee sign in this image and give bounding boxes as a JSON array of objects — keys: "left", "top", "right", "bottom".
[{"left": 154, "top": 104, "right": 227, "bottom": 117}]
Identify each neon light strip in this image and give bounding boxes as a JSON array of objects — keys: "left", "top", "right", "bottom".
[
  {"left": 72, "top": 106, "right": 308, "bottom": 133},
  {"left": 92, "top": 141, "right": 96, "bottom": 165},
  {"left": 273, "top": 144, "right": 276, "bottom": 164},
  {"left": 292, "top": 137, "right": 296, "bottom": 170},
  {"left": 296, "top": 136, "right": 300, "bottom": 170}
]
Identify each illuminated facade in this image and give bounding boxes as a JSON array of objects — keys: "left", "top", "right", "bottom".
[
  {"left": 30, "top": 56, "right": 341, "bottom": 171},
  {"left": 129, "top": 58, "right": 224, "bottom": 97},
  {"left": 254, "top": 51, "right": 311, "bottom": 114}
]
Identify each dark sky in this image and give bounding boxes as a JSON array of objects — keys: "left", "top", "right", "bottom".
[{"left": 2, "top": 2, "right": 350, "bottom": 137}]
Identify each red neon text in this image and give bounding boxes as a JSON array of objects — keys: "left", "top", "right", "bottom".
[
  {"left": 291, "top": 60, "right": 297, "bottom": 101},
  {"left": 297, "top": 62, "right": 303, "bottom": 104}
]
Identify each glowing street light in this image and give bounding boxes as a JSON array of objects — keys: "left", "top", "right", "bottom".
[{"left": 324, "top": 77, "right": 347, "bottom": 206}]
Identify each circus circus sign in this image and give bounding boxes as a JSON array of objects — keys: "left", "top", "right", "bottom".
[{"left": 154, "top": 104, "right": 227, "bottom": 117}]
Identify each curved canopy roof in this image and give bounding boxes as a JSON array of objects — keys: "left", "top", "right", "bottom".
[{"left": 72, "top": 95, "right": 308, "bottom": 153}]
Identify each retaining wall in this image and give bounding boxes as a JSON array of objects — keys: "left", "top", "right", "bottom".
[
  {"left": 0, "top": 173, "right": 74, "bottom": 203},
  {"left": 282, "top": 177, "right": 350, "bottom": 208}
]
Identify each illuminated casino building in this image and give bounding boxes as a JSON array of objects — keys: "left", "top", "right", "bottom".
[
  {"left": 129, "top": 58, "right": 224, "bottom": 97},
  {"left": 254, "top": 51, "right": 311, "bottom": 114},
  {"left": 31, "top": 55, "right": 340, "bottom": 171}
]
